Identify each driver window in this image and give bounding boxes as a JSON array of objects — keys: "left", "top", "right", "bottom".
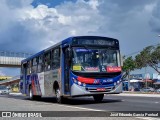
[{"left": 101, "top": 50, "right": 118, "bottom": 66}]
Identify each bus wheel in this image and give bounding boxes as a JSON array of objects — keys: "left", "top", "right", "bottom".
[
  {"left": 35, "top": 95, "right": 41, "bottom": 100},
  {"left": 29, "top": 87, "right": 41, "bottom": 100},
  {"left": 93, "top": 94, "right": 104, "bottom": 102},
  {"left": 29, "top": 87, "right": 34, "bottom": 100},
  {"left": 55, "top": 89, "right": 64, "bottom": 103}
]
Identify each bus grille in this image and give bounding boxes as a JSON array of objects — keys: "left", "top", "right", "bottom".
[
  {"left": 86, "top": 87, "right": 113, "bottom": 92},
  {"left": 72, "top": 71, "right": 121, "bottom": 79}
]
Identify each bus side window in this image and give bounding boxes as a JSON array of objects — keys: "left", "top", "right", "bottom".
[
  {"left": 44, "top": 51, "right": 51, "bottom": 71},
  {"left": 32, "top": 58, "right": 37, "bottom": 73},
  {"left": 27, "top": 61, "right": 31, "bottom": 75},
  {"left": 37, "top": 55, "right": 44, "bottom": 73},
  {"left": 29, "top": 60, "right": 32, "bottom": 74},
  {"left": 52, "top": 48, "right": 60, "bottom": 69},
  {"left": 21, "top": 64, "right": 23, "bottom": 75}
]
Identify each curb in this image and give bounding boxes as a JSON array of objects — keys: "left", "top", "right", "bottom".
[
  {"left": 9, "top": 93, "right": 22, "bottom": 96},
  {"left": 114, "top": 93, "right": 160, "bottom": 97}
]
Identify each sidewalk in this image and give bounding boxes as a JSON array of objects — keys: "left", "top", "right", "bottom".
[
  {"left": 113, "top": 92, "right": 160, "bottom": 97},
  {"left": 9, "top": 92, "right": 22, "bottom": 96}
]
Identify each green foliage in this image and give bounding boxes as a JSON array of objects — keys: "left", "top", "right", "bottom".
[
  {"left": 122, "top": 56, "right": 136, "bottom": 78},
  {"left": 134, "top": 45, "right": 160, "bottom": 73},
  {"left": 123, "top": 56, "right": 136, "bottom": 72},
  {"left": 135, "top": 46, "right": 154, "bottom": 69},
  {"left": 122, "top": 44, "right": 160, "bottom": 77}
]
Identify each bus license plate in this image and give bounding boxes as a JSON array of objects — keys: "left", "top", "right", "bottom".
[{"left": 97, "top": 88, "right": 106, "bottom": 91}]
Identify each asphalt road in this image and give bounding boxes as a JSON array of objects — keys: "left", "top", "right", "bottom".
[{"left": 0, "top": 94, "right": 160, "bottom": 120}]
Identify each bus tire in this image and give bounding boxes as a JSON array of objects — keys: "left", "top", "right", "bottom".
[
  {"left": 29, "top": 86, "right": 34, "bottom": 100},
  {"left": 35, "top": 95, "right": 41, "bottom": 100},
  {"left": 93, "top": 94, "right": 104, "bottom": 102},
  {"left": 55, "top": 89, "right": 64, "bottom": 103},
  {"left": 29, "top": 86, "right": 41, "bottom": 100}
]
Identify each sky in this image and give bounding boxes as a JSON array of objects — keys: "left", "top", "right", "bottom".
[{"left": 0, "top": 0, "right": 160, "bottom": 76}]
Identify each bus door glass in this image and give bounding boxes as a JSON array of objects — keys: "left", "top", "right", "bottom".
[
  {"left": 64, "top": 47, "right": 71, "bottom": 93},
  {"left": 22, "top": 63, "right": 27, "bottom": 94}
]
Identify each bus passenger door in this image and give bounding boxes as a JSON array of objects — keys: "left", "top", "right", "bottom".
[
  {"left": 22, "top": 63, "right": 27, "bottom": 94},
  {"left": 64, "top": 47, "right": 70, "bottom": 94}
]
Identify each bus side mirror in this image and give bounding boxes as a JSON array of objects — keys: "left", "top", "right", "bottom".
[{"left": 120, "top": 54, "right": 123, "bottom": 67}]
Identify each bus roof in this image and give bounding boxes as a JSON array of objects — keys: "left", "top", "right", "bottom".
[
  {"left": 21, "top": 36, "right": 118, "bottom": 63},
  {"left": 21, "top": 50, "right": 45, "bottom": 63},
  {"left": 21, "top": 36, "right": 72, "bottom": 63}
]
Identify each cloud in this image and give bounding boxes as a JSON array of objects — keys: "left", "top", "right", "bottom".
[
  {"left": 0, "top": 0, "right": 160, "bottom": 55},
  {"left": 149, "top": 1, "right": 160, "bottom": 33},
  {"left": 96, "top": 0, "right": 159, "bottom": 54},
  {"left": 0, "top": 0, "right": 160, "bottom": 75}
]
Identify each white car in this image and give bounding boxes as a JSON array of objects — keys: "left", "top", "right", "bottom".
[
  {"left": 0, "top": 85, "right": 10, "bottom": 95},
  {"left": 140, "top": 87, "right": 155, "bottom": 92},
  {"left": 156, "top": 89, "right": 160, "bottom": 93}
]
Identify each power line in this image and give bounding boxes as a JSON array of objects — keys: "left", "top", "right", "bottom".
[{"left": 124, "top": 43, "right": 160, "bottom": 57}]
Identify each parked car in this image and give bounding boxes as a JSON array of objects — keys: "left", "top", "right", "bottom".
[
  {"left": 134, "top": 88, "right": 140, "bottom": 91},
  {"left": 0, "top": 85, "right": 10, "bottom": 95},
  {"left": 155, "top": 89, "right": 160, "bottom": 93},
  {"left": 140, "top": 87, "right": 155, "bottom": 92}
]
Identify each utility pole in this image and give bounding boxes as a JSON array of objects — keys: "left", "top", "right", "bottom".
[
  {"left": 145, "top": 67, "right": 147, "bottom": 90},
  {"left": 128, "top": 69, "right": 130, "bottom": 91}
]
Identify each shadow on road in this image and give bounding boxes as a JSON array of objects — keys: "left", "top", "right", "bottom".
[
  {"left": 27, "top": 96, "right": 122, "bottom": 105},
  {"left": 2, "top": 94, "right": 122, "bottom": 105}
]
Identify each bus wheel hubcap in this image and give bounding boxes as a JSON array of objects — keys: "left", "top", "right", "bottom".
[
  {"left": 56, "top": 89, "right": 60, "bottom": 100},
  {"left": 30, "top": 89, "right": 32, "bottom": 98}
]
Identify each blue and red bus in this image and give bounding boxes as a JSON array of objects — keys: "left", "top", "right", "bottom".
[{"left": 20, "top": 36, "right": 122, "bottom": 103}]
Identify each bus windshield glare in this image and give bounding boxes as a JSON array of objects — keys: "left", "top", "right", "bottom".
[{"left": 72, "top": 47, "right": 120, "bottom": 73}]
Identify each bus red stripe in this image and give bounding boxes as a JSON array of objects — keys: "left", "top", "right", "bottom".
[
  {"left": 77, "top": 76, "right": 94, "bottom": 84},
  {"left": 31, "top": 79, "right": 36, "bottom": 95}
]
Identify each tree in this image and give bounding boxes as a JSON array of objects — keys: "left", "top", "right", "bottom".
[
  {"left": 122, "top": 56, "right": 136, "bottom": 78},
  {"left": 135, "top": 45, "right": 160, "bottom": 74}
]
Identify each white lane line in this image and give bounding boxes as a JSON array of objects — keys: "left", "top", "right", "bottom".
[
  {"left": 57, "top": 104, "right": 104, "bottom": 111},
  {"left": 58, "top": 104, "right": 160, "bottom": 120},
  {"left": 50, "top": 104, "right": 160, "bottom": 120},
  {"left": 137, "top": 117, "right": 160, "bottom": 120},
  {"left": 155, "top": 102, "right": 159, "bottom": 104},
  {"left": 114, "top": 94, "right": 160, "bottom": 98}
]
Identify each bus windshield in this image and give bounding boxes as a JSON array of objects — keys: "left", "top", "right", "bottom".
[{"left": 72, "top": 47, "right": 120, "bottom": 73}]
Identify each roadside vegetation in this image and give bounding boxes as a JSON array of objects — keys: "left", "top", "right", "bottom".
[{"left": 123, "top": 44, "right": 160, "bottom": 78}]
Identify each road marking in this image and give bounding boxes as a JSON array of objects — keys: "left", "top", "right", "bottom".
[
  {"left": 114, "top": 94, "right": 160, "bottom": 98},
  {"left": 55, "top": 104, "right": 160, "bottom": 120},
  {"left": 137, "top": 117, "right": 160, "bottom": 120},
  {"left": 58, "top": 104, "right": 160, "bottom": 120},
  {"left": 57, "top": 104, "right": 103, "bottom": 111},
  {"left": 155, "top": 102, "right": 159, "bottom": 104}
]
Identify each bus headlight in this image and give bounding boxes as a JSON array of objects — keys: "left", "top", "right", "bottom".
[
  {"left": 114, "top": 82, "right": 117, "bottom": 86},
  {"left": 117, "top": 81, "right": 120, "bottom": 84},
  {"left": 72, "top": 77, "right": 78, "bottom": 83},
  {"left": 78, "top": 81, "right": 82, "bottom": 85}
]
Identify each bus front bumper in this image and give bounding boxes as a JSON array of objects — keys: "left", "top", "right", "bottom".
[{"left": 70, "top": 82, "right": 122, "bottom": 97}]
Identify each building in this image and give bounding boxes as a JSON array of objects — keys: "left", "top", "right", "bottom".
[
  {"left": 0, "top": 76, "right": 12, "bottom": 81},
  {"left": 124, "top": 73, "right": 159, "bottom": 91}
]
